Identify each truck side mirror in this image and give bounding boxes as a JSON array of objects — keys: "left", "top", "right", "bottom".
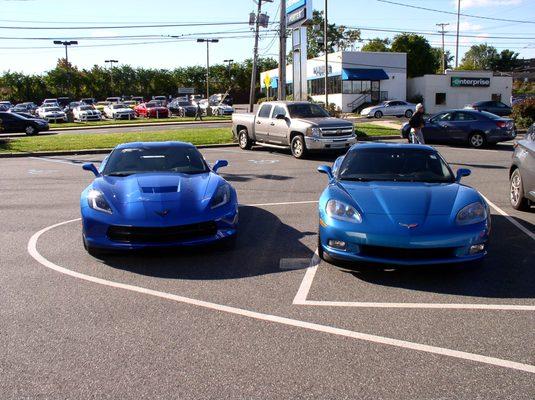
[{"left": 275, "top": 113, "right": 286, "bottom": 120}]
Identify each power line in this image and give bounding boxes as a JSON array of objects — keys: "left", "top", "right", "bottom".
[
  {"left": 349, "top": 26, "right": 535, "bottom": 40},
  {"left": 376, "top": 0, "right": 535, "bottom": 24},
  {"left": 0, "top": 21, "right": 278, "bottom": 30}
]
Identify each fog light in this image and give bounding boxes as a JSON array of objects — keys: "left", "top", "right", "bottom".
[
  {"left": 328, "top": 240, "right": 346, "bottom": 249},
  {"left": 469, "top": 244, "right": 485, "bottom": 254}
]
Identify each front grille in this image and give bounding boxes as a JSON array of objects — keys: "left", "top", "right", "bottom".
[
  {"left": 320, "top": 126, "right": 354, "bottom": 137},
  {"left": 359, "top": 245, "right": 455, "bottom": 260},
  {"left": 107, "top": 221, "right": 217, "bottom": 244}
]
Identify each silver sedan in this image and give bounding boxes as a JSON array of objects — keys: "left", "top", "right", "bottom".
[
  {"left": 510, "top": 124, "right": 535, "bottom": 210},
  {"left": 360, "top": 100, "right": 416, "bottom": 119}
]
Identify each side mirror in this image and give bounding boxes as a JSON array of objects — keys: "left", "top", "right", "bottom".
[
  {"left": 212, "top": 159, "right": 228, "bottom": 173},
  {"left": 456, "top": 168, "right": 471, "bottom": 182},
  {"left": 82, "top": 163, "right": 100, "bottom": 177},
  {"left": 317, "top": 165, "right": 334, "bottom": 181},
  {"left": 275, "top": 113, "right": 286, "bottom": 120}
]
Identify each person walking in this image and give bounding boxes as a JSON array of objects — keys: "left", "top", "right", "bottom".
[
  {"left": 408, "top": 103, "right": 425, "bottom": 144},
  {"left": 195, "top": 102, "right": 203, "bottom": 121}
]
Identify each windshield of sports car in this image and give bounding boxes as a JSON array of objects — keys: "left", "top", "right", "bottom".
[
  {"left": 102, "top": 147, "right": 209, "bottom": 176},
  {"left": 79, "top": 105, "right": 93, "bottom": 111},
  {"left": 287, "top": 103, "right": 330, "bottom": 118},
  {"left": 338, "top": 148, "right": 455, "bottom": 183}
]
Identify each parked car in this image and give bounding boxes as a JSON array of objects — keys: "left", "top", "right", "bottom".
[
  {"left": 151, "top": 95, "right": 168, "bottom": 105},
  {"left": 168, "top": 99, "right": 196, "bottom": 117},
  {"left": 401, "top": 109, "right": 516, "bottom": 148},
  {"left": 37, "top": 106, "right": 67, "bottom": 122},
  {"left": 57, "top": 97, "right": 71, "bottom": 108},
  {"left": 80, "top": 141, "right": 237, "bottom": 255},
  {"left": 103, "top": 103, "right": 135, "bottom": 120},
  {"left": 80, "top": 98, "right": 96, "bottom": 105},
  {"left": 509, "top": 124, "right": 535, "bottom": 210},
  {"left": 209, "top": 93, "right": 233, "bottom": 106},
  {"left": 105, "top": 97, "right": 122, "bottom": 104},
  {"left": 317, "top": 143, "right": 490, "bottom": 266},
  {"left": 11, "top": 111, "right": 42, "bottom": 120},
  {"left": 73, "top": 105, "right": 102, "bottom": 121},
  {"left": 122, "top": 100, "right": 138, "bottom": 109},
  {"left": 64, "top": 101, "right": 82, "bottom": 113},
  {"left": 465, "top": 101, "right": 512, "bottom": 116},
  {"left": 211, "top": 104, "right": 234, "bottom": 116},
  {"left": 232, "top": 101, "right": 356, "bottom": 159},
  {"left": 134, "top": 101, "right": 169, "bottom": 118},
  {"left": 12, "top": 102, "right": 38, "bottom": 114},
  {"left": 0, "top": 101, "right": 12, "bottom": 111},
  {"left": 360, "top": 100, "right": 416, "bottom": 119},
  {"left": 0, "top": 111, "right": 49, "bottom": 135},
  {"left": 41, "top": 98, "right": 59, "bottom": 107},
  {"left": 131, "top": 96, "right": 144, "bottom": 104},
  {"left": 94, "top": 101, "right": 109, "bottom": 113}
]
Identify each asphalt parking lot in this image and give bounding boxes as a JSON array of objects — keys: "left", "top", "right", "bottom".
[{"left": 1, "top": 142, "right": 534, "bottom": 399}]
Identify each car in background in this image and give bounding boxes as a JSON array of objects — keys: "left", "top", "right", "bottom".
[
  {"left": 37, "top": 106, "right": 67, "bottom": 122},
  {"left": 122, "top": 100, "right": 138, "bottom": 109},
  {"left": 12, "top": 102, "right": 38, "bottom": 115},
  {"left": 211, "top": 104, "right": 234, "bottom": 116},
  {"left": 80, "top": 98, "right": 96, "bottom": 106},
  {"left": 209, "top": 93, "right": 233, "bottom": 106},
  {"left": 168, "top": 98, "right": 196, "bottom": 117},
  {"left": 509, "top": 124, "right": 535, "bottom": 210},
  {"left": 316, "top": 143, "right": 490, "bottom": 267},
  {"left": 64, "top": 101, "right": 82, "bottom": 113},
  {"left": 80, "top": 141, "right": 237, "bottom": 255},
  {"left": 41, "top": 98, "right": 59, "bottom": 107},
  {"left": 134, "top": 101, "right": 169, "bottom": 118},
  {"left": 0, "top": 111, "right": 49, "bottom": 135},
  {"left": 464, "top": 101, "right": 512, "bottom": 116},
  {"left": 11, "top": 111, "right": 43, "bottom": 120},
  {"left": 0, "top": 101, "right": 12, "bottom": 111},
  {"left": 105, "top": 97, "right": 122, "bottom": 104},
  {"left": 73, "top": 105, "right": 102, "bottom": 121},
  {"left": 57, "top": 97, "right": 71, "bottom": 108},
  {"left": 94, "top": 101, "right": 109, "bottom": 113},
  {"left": 360, "top": 101, "right": 416, "bottom": 119},
  {"left": 152, "top": 95, "right": 168, "bottom": 105},
  {"left": 103, "top": 103, "right": 135, "bottom": 120},
  {"left": 401, "top": 109, "right": 516, "bottom": 148},
  {"left": 131, "top": 96, "right": 144, "bottom": 104}
]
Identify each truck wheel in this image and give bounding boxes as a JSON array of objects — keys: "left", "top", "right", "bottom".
[
  {"left": 238, "top": 129, "right": 252, "bottom": 150},
  {"left": 291, "top": 135, "right": 307, "bottom": 159}
]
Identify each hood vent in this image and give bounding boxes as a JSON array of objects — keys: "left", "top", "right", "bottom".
[{"left": 141, "top": 186, "right": 178, "bottom": 194}]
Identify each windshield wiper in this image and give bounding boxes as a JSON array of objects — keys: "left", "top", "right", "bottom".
[
  {"left": 106, "top": 172, "right": 134, "bottom": 177},
  {"left": 340, "top": 177, "right": 371, "bottom": 182}
]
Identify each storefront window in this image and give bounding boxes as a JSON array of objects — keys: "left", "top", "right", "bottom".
[{"left": 435, "top": 93, "right": 446, "bottom": 105}]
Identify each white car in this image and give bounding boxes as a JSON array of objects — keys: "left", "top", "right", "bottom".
[
  {"left": 37, "top": 106, "right": 67, "bottom": 122},
  {"left": 104, "top": 103, "right": 135, "bottom": 119},
  {"left": 360, "top": 100, "right": 416, "bottom": 119},
  {"left": 73, "top": 105, "right": 102, "bottom": 121},
  {"left": 41, "top": 98, "right": 59, "bottom": 107},
  {"left": 211, "top": 104, "right": 234, "bottom": 116}
]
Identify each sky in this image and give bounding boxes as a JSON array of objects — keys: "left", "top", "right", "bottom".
[{"left": 0, "top": 0, "right": 534, "bottom": 74}]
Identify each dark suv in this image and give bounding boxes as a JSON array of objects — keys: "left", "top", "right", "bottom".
[{"left": 465, "top": 101, "right": 512, "bottom": 116}]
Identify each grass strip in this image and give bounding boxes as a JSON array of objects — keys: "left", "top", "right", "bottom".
[
  {"left": 49, "top": 115, "right": 231, "bottom": 129},
  {"left": 355, "top": 123, "right": 400, "bottom": 138}
]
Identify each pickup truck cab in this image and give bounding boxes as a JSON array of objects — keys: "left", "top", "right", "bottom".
[{"left": 232, "top": 101, "right": 356, "bottom": 158}]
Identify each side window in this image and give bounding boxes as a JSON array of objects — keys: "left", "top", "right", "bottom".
[
  {"left": 455, "top": 112, "right": 477, "bottom": 121},
  {"left": 272, "top": 105, "right": 286, "bottom": 119},
  {"left": 438, "top": 112, "right": 453, "bottom": 121},
  {"left": 258, "top": 104, "right": 272, "bottom": 118},
  {"left": 435, "top": 93, "right": 446, "bottom": 105}
]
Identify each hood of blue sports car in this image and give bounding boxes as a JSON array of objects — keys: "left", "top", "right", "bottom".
[{"left": 339, "top": 181, "right": 477, "bottom": 217}]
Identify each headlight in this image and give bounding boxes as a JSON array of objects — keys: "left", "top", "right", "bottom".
[
  {"left": 456, "top": 202, "right": 487, "bottom": 225},
  {"left": 325, "top": 199, "right": 362, "bottom": 223},
  {"left": 211, "top": 184, "right": 231, "bottom": 209},
  {"left": 306, "top": 127, "right": 321, "bottom": 138},
  {"left": 87, "top": 189, "right": 112, "bottom": 214}
]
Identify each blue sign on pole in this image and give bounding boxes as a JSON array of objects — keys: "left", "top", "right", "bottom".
[{"left": 286, "top": 0, "right": 307, "bottom": 14}]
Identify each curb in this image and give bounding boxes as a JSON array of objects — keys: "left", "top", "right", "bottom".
[
  {"left": 0, "top": 143, "right": 239, "bottom": 158},
  {"left": 49, "top": 119, "right": 231, "bottom": 131}
]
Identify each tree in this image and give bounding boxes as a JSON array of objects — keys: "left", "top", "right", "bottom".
[
  {"left": 361, "top": 38, "right": 390, "bottom": 52},
  {"left": 391, "top": 33, "right": 439, "bottom": 77},
  {"left": 459, "top": 44, "right": 498, "bottom": 70},
  {"left": 431, "top": 48, "right": 454, "bottom": 72},
  {"left": 492, "top": 49, "right": 522, "bottom": 72}
]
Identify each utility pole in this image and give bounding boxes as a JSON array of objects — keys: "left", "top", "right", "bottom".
[
  {"left": 436, "top": 23, "right": 449, "bottom": 73},
  {"left": 278, "top": 0, "right": 287, "bottom": 101},
  {"left": 53, "top": 40, "right": 78, "bottom": 65},
  {"left": 324, "top": 0, "right": 329, "bottom": 107},
  {"left": 197, "top": 38, "right": 219, "bottom": 100},
  {"left": 105, "top": 59, "right": 118, "bottom": 89},
  {"left": 455, "top": 0, "right": 461, "bottom": 68},
  {"left": 248, "top": 0, "right": 273, "bottom": 113}
]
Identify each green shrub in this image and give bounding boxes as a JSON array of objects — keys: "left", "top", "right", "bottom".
[{"left": 512, "top": 98, "right": 535, "bottom": 129}]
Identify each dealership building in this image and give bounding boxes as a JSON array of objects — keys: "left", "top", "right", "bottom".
[
  {"left": 260, "top": 51, "right": 407, "bottom": 113},
  {"left": 407, "top": 70, "right": 513, "bottom": 114}
]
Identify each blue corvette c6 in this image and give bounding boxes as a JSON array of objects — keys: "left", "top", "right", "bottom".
[
  {"left": 80, "top": 141, "right": 238, "bottom": 255},
  {"left": 317, "top": 143, "right": 491, "bottom": 266}
]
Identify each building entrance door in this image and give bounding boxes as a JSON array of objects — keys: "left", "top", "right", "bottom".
[{"left": 371, "top": 81, "right": 380, "bottom": 102}]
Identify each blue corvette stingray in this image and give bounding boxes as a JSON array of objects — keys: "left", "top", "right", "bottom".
[
  {"left": 81, "top": 142, "right": 238, "bottom": 255},
  {"left": 317, "top": 143, "right": 491, "bottom": 266}
]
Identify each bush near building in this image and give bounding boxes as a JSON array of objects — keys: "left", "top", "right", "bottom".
[{"left": 512, "top": 98, "right": 535, "bottom": 129}]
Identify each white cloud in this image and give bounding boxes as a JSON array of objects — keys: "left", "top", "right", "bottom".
[{"left": 456, "top": 0, "right": 522, "bottom": 9}]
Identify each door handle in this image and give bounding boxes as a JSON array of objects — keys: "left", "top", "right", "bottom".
[
  {"left": 256, "top": 121, "right": 261, "bottom": 124},
  {"left": 270, "top": 122, "right": 275, "bottom": 126}
]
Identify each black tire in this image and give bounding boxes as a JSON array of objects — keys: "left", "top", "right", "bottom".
[
  {"left": 405, "top": 109, "right": 413, "bottom": 118},
  {"left": 510, "top": 168, "right": 530, "bottom": 210},
  {"left": 25, "top": 125, "right": 37, "bottom": 136},
  {"left": 468, "top": 132, "right": 486, "bottom": 148},
  {"left": 290, "top": 134, "right": 307, "bottom": 159},
  {"left": 374, "top": 110, "right": 383, "bottom": 119},
  {"left": 238, "top": 129, "right": 252, "bottom": 150},
  {"left": 317, "top": 231, "right": 325, "bottom": 261}
]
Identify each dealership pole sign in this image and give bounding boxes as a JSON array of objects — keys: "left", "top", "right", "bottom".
[
  {"left": 286, "top": 0, "right": 312, "bottom": 29},
  {"left": 451, "top": 77, "right": 491, "bottom": 87},
  {"left": 287, "top": 0, "right": 312, "bottom": 101}
]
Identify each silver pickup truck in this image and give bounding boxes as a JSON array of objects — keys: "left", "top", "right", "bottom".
[{"left": 232, "top": 101, "right": 357, "bottom": 158}]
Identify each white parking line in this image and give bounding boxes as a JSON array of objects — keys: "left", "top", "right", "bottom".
[
  {"left": 29, "top": 156, "right": 81, "bottom": 166},
  {"left": 482, "top": 195, "right": 535, "bottom": 241},
  {"left": 27, "top": 219, "right": 535, "bottom": 375}
]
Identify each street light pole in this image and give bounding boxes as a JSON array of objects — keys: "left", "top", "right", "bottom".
[
  {"left": 223, "top": 59, "right": 234, "bottom": 82},
  {"left": 197, "top": 39, "right": 219, "bottom": 100},
  {"left": 278, "top": 0, "right": 287, "bottom": 101},
  {"left": 455, "top": 0, "right": 461, "bottom": 68},
  {"left": 105, "top": 59, "right": 119, "bottom": 90},
  {"left": 324, "top": 0, "right": 328, "bottom": 107},
  {"left": 436, "top": 23, "right": 449, "bottom": 73},
  {"left": 53, "top": 40, "right": 78, "bottom": 64}
]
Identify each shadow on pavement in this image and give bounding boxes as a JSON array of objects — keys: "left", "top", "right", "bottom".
[{"left": 96, "top": 206, "right": 315, "bottom": 280}]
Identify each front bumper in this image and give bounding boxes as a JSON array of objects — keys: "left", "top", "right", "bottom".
[
  {"left": 305, "top": 135, "right": 357, "bottom": 151},
  {"left": 319, "top": 216, "right": 490, "bottom": 266},
  {"left": 114, "top": 113, "right": 135, "bottom": 119},
  {"left": 79, "top": 114, "right": 101, "bottom": 121}
]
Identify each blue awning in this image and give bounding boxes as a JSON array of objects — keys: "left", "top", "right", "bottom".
[{"left": 342, "top": 68, "right": 389, "bottom": 81}]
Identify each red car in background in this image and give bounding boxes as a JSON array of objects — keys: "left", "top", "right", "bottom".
[{"left": 134, "top": 101, "right": 169, "bottom": 118}]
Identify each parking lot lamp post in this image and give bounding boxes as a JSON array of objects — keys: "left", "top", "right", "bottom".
[
  {"left": 324, "top": 0, "right": 328, "bottom": 108},
  {"left": 223, "top": 59, "right": 234, "bottom": 83},
  {"left": 53, "top": 40, "right": 78, "bottom": 65},
  {"left": 197, "top": 39, "right": 219, "bottom": 100},
  {"left": 105, "top": 59, "right": 119, "bottom": 91}
]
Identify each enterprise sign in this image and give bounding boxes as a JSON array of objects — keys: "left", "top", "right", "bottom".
[{"left": 451, "top": 77, "right": 491, "bottom": 87}]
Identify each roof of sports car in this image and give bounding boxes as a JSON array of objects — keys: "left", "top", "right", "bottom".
[{"left": 114, "top": 141, "right": 195, "bottom": 150}]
